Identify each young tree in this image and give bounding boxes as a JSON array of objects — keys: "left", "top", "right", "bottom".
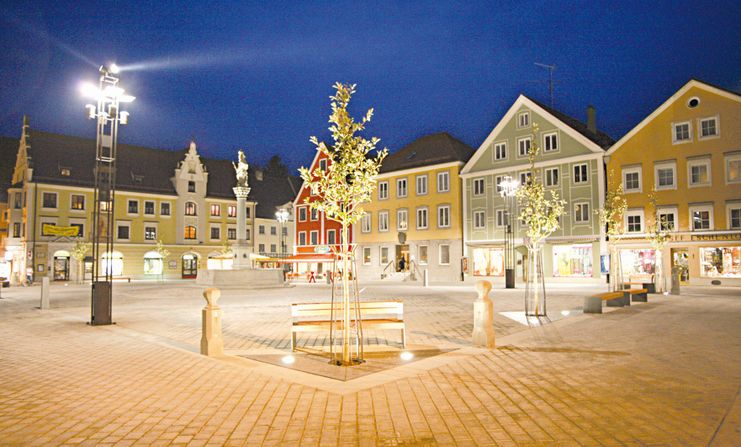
[
  {"left": 596, "top": 171, "right": 628, "bottom": 291},
  {"left": 647, "top": 190, "right": 671, "bottom": 293},
  {"left": 516, "top": 125, "right": 566, "bottom": 316},
  {"left": 70, "top": 239, "right": 90, "bottom": 284},
  {"left": 154, "top": 240, "right": 170, "bottom": 282},
  {"left": 299, "top": 82, "right": 387, "bottom": 365}
]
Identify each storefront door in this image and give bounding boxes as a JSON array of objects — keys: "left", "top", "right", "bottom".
[
  {"left": 395, "top": 245, "right": 409, "bottom": 271},
  {"left": 53, "top": 256, "right": 70, "bottom": 281},
  {"left": 182, "top": 254, "right": 198, "bottom": 279},
  {"left": 672, "top": 248, "right": 689, "bottom": 283}
]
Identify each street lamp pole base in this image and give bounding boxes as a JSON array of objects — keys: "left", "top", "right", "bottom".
[{"left": 505, "top": 269, "right": 515, "bottom": 289}]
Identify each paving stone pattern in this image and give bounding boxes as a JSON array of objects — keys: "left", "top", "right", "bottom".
[{"left": 0, "top": 282, "right": 739, "bottom": 446}]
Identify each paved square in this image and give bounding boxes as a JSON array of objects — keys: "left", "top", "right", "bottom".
[{"left": 0, "top": 280, "right": 740, "bottom": 446}]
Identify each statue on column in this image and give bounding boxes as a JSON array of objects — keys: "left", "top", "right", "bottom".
[{"left": 233, "top": 150, "right": 249, "bottom": 188}]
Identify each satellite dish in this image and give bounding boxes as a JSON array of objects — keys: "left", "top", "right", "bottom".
[{"left": 398, "top": 232, "right": 407, "bottom": 244}]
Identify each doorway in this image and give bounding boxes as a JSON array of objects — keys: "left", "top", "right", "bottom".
[
  {"left": 671, "top": 248, "right": 690, "bottom": 284},
  {"left": 182, "top": 254, "right": 198, "bottom": 278},
  {"left": 395, "top": 244, "right": 409, "bottom": 272},
  {"left": 53, "top": 256, "right": 70, "bottom": 281}
]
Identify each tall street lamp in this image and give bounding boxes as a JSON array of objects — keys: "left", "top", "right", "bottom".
[
  {"left": 81, "top": 63, "right": 135, "bottom": 326},
  {"left": 275, "top": 208, "right": 289, "bottom": 278},
  {"left": 499, "top": 176, "right": 519, "bottom": 289}
]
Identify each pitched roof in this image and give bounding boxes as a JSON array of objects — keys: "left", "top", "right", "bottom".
[
  {"left": 20, "top": 129, "right": 298, "bottom": 218},
  {"left": 0, "top": 135, "right": 18, "bottom": 202},
  {"left": 524, "top": 96, "right": 615, "bottom": 149},
  {"left": 380, "top": 132, "right": 474, "bottom": 173}
]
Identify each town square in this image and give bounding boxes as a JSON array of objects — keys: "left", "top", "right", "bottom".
[{"left": 1, "top": 1, "right": 740, "bottom": 446}]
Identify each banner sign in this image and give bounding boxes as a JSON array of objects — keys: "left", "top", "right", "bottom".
[{"left": 42, "top": 224, "right": 80, "bottom": 237}]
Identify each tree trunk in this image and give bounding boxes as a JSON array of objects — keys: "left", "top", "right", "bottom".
[{"left": 655, "top": 248, "right": 664, "bottom": 293}]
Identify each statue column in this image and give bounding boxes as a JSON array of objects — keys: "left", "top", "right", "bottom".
[{"left": 233, "top": 186, "right": 251, "bottom": 269}]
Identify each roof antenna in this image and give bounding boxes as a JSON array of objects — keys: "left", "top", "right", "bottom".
[{"left": 534, "top": 63, "right": 556, "bottom": 108}]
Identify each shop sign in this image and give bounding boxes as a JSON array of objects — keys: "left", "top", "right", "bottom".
[
  {"left": 41, "top": 224, "right": 80, "bottom": 237},
  {"left": 691, "top": 233, "right": 741, "bottom": 242},
  {"left": 314, "top": 245, "right": 330, "bottom": 254}
]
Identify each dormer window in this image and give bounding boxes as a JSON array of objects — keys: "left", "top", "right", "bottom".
[
  {"left": 59, "top": 167, "right": 71, "bottom": 176},
  {"left": 185, "top": 202, "right": 197, "bottom": 216},
  {"left": 188, "top": 181, "right": 196, "bottom": 192}
]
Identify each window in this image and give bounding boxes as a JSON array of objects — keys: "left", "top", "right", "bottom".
[
  {"left": 439, "top": 245, "right": 450, "bottom": 265},
  {"left": 185, "top": 202, "right": 197, "bottom": 216},
  {"left": 672, "top": 122, "right": 691, "bottom": 143},
  {"left": 259, "top": 225, "right": 265, "bottom": 235},
  {"left": 184, "top": 225, "right": 197, "bottom": 240},
  {"left": 416, "top": 175, "right": 428, "bottom": 195},
  {"left": 573, "top": 164, "right": 588, "bottom": 184},
  {"left": 41, "top": 221, "right": 57, "bottom": 237},
  {"left": 13, "top": 222, "right": 21, "bottom": 238},
  {"left": 728, "top": 204, "right": 741, "bottom": 230},
  {"left": 14, "top": 192, "right": 22, "bottom": 209},
  {"left": 319, "top": 159, "right": 327, "bottom": 171},
  {"left": 42, "top": 192, "right": 57, "bottom": 209},
  {"left": 545, "top": 167, "right": 559, "bottom": 187},
  {"left": 380, "top": 247, "right": 389, "bottom": 265},
  {"left": 143, "top": 252, "right": 163, "bottom": 275},
  {"left": 71, "top": 194, "right": 85, "bottom": 210},
  {"left": 227, "top": 205, "right": 237, "bottom": 218},
  {"left": 655, "top": 162, "right": 676, "bottom": 190},
  {"left": 327, "top": 229, "right": 336, "bottom": 245},
  {"left": 543, "top": 132, "right": 558, "bottom": 152},
  {"left": 378, "top": 181, "right": 389, "bottom": 199},
  {"left": 160, "top": 202, "right": 171, "bottom": 216},
  {"left": 127, "top": 200, "right": 139, "bottom": 214},
  {"left": 688, "top": 158, "right": 711, "bottom": 187},
  {"left": 210, "top": 204, "right": 221, "bottom": 217},
  {"left": 270, "top": 244, "right": 277, "bottom": 253},
  {"left": 363, "top": 247, "right": 372, "bottom": 265},
  {"left": 690, "top": 205, "right": 713, "bottom": 231},
  {"left": 396, "top": 178, "right": 408, "bottom": 198},
  {"left": 397, "top": 209, "right": 408, "bottom": 230},
  {"left": 626, "top": 210, "right": 644, "bottom": 233},
  {"left": 210, "top": 227, "right": 220, "bottom": 240},
  {"left": 188, "top": 181, "right": 196, "bottom": 192},
  {"left": 298, "top": 231, "right": 306, "bottom": 246},
  {"left": 246, "top": 229, "right": 251, "bottom": 240},
  {"left": 310, "top": 208, "right": 318, "bottom": 221},
  {"left": 70, "top": 223, "right": 84, "bottom": 238},
  {"left": 412, "top": 246, "right": 426, "bottom": 266},
  {"left": 245, "top": 207, "right": 251, "bottom": 219},
  {"left": 378, "top": 211, "right": 389, "bottom": 232},
  {"left": 494, "top": 142, "right": 507, "bottom": 160},
  {"left": 726, "top": 154, "right": 741, "bottom": 184},
  {"left": 283, "top": 227, "right": 288, "bottom": 236},
  {"left": 473, "top": 210, "right": 486, "bottom": 230},
  {"left": 700, "top": 247, "right": 741, "bottom": 278},
  {"left": 437, "top": 205, "right": 450, "bottom": 228},
  {"left": 495, "top": 209, "right": 507, "bottom": 228},
  {"left": 623, "top": 166, "right": 642, "bottom": 192},
  {"left": 574, "top": 202, "right": 590, "bottom": 223},
  {"left": 117, "top": 225, "right": 130, "bottom": 240},
  {"left": 227, "top": 228, "right": 237, "bottom": 240},
  {"left": 657, "top": 207, "right": 677, "bottom": 231},
  {"left": 416, "top": 207, "right": 428, "bottom": 229},
  {"left": 310, "top": 231, "right": 318, "bottom": 245},
  {"left": 517, "top": 137, "right": 531, "bottom": 157},
  {"left": 519, "top": 172, "right": 532, "bottom": 186},
  {"left": 269, "top": 226, "right": 276, "bottom": 236},
  {"left": 699, "top": 117, "right": 719, "bottom": 139},
  {"left": 144, "top": 201, "right": 155, "bottom": 215},
  {"left": 473, "top": 178, "right": 485, "bottom": 196},
  {"left": 437, "top": 171, "right": 450, "bottom": 193},
  {"left": 361, "top": 214, "right": 371, "bottom": 233},
  {"left": 298, "top": 207, "right": 307, "bottom": 221},
  {"left": 145, "top": 226, "right": 157, "bottom": 240},
  {"left": 258, "top": 244, "right": 265, "bottom": 253},
  {"left": 517, "top": 111, "right": 530, "bottom": 128}
]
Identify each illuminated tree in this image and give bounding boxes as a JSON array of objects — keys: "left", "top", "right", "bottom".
[
  {"left": 299, "top": 82, "right": 387, "bottom": 365},
  {"left": 70, "top": 239, "right": 90, "bottom": 284},
  {"left": 647, "top": 190, "right": 670, "bottom": 292},
  {"left": 154, "top": 240, "right": 170, "bottom": 282},
  {"left": 516, "top": 125, "right": 566, "bottom": 316},
  {"left": 596, "top": 172, "right": 628, "bottom": 291}
]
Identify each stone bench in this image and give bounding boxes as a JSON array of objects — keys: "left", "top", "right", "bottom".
[
  {"left": 584, "top": 291, "right": 627, "bottom": 314},
  {"left": 625, "top": 288, "right": 648, "bottom": 303}
]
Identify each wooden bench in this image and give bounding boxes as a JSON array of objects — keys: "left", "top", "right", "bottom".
[
  {"left": 623, "top": 281, "right": 655, "bottom": 293},
  {"left": 584, "top": 291, "right": 627, "bottom": 314},
  {"left": 290, "top": 300, "right": 405, "bottom": 351},
  {"left": 624, "top": 288, "right": 648, "bottom": 303}
]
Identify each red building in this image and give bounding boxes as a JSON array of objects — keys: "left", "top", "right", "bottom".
[{"left": 289, "top": 149, "right": 352, "bottom": 279}]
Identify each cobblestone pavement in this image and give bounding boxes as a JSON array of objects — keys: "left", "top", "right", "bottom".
[{"left": 0, "top": 281, "right": 739, "bottom": 446}]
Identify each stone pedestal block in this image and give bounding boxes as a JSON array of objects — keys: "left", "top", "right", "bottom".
[
  {"left": 201, "top": 288, "right": 224, "bottom": 357},
  {"left": 472, "top": 280, "right": 495, "bottom": 348},
  {"left": 40, "top": 277, "right": 50, "bottom": 310}
]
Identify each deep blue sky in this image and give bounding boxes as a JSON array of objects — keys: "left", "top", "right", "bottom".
[{"left": 1, "top": 1, "right": 739, "bottom": 170}]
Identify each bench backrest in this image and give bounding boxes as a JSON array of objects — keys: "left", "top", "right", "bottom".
[{"left": 292, "top": 301, "right": 403, "bottom": 318}]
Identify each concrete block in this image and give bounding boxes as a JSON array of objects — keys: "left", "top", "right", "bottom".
[
  {"left": 201, "top": 288, "right": 224, "bottom": 357},
  {"left": 40, "top": 277, "right": 50, "bottom": 310},
  {"left": 583, "top": 296, "right": 603, "bottom": 314}
]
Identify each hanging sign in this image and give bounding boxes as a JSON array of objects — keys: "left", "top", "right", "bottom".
[{"left": 42, "top": 224, "right": 80, "bottom": 237}]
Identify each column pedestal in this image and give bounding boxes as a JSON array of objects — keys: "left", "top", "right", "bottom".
[{"left": 233, "top": 187, "right": 251, "bottom": 269}]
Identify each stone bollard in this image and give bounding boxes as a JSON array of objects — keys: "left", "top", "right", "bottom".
[
  {"left": 671, "top": 268, "right": 681, "bottom": 295},
  {"left": 423, "top": 269, "right": 429, "bottom": 287},
  {"left": 40, "top": 277, "right": 50, "bottom": 310},
  {"left": 472, "top": 280, "right": 495, "bottom": 348},
  {"left": 201, "top": 288, "right": 224, "bottom": 357}
]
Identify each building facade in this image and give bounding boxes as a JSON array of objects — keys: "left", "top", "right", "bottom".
[
  {"left": 461, "top": 95, "right": 614, "bottom": 282},
  {"left": 2, "top": 120, "right": 296, "bottom": 283},
  {"left": 605, "top": 79, "right": 741, "bottom": 286},
  {"left": 355, "top": 133, "right": 474, "bottom": 283}
]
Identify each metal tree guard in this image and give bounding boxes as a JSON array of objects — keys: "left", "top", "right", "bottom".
[
  {"left": 83, "top": 64, "right": 134, "bottom": 325},
  {"left": 328, "top": 244, "right": 364, "bottom": 365}
]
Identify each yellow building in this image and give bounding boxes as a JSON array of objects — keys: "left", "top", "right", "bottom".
[
  {"left": 2, "top": 119, "right": 297, "bottom": 283},
  {"left": 605, "top": 79, "right": 741, "bottom": 286},
  {"left": 355, "top": 133, "right": 473, "bottom": 282}
]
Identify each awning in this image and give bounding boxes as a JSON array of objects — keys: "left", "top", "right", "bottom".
[{"left": 281, "top": 253, "right": 336, "bottom": 263}]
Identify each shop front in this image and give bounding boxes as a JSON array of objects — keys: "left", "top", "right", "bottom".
[
  {"left": 619, "top": 248, "right": 656, "bottom": 281},
  {"left": 472, "top": 247, "right": 504, "bottom": 277},
  {"left": 552, "top": 244, "right": 593, "bottom": 277},
  {"left": 699, "top": 246, "right": 741, "bottom": 279}
]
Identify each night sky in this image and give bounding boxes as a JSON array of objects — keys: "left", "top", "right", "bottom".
[{"left": 1, "top": 1, "right": 739, "bottom": 171}]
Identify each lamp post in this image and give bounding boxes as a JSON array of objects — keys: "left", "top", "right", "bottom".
[
  {"left": 81, "top": 64, "right": 134, "bottom": 326},
  {"left": 499, "top": 176, "right": 520, "bottom": 289},
  {"left": 275, "top": 208, "right": 289, "bottom": 278}
]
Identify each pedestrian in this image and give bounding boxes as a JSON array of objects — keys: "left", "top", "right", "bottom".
[{"left": 399, "top": 257, "right": 406, "bottom": 272}]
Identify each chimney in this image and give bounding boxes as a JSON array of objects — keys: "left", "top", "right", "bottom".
[{"left": 586, "top": 105, "right": 596, "bottom": 134}]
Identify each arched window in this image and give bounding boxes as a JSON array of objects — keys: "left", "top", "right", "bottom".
[
  {"left": 101, "top": 251, "right": 124, "bottom": 276},
  {"left": 184, "top": 225, "right": 197, "bottom": 240},
  {"left": 143, "top": 251, "right": 163, "bottom": 275},
  {"left": 185, "top": 201, "right": 197, "bottom": 216}
]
